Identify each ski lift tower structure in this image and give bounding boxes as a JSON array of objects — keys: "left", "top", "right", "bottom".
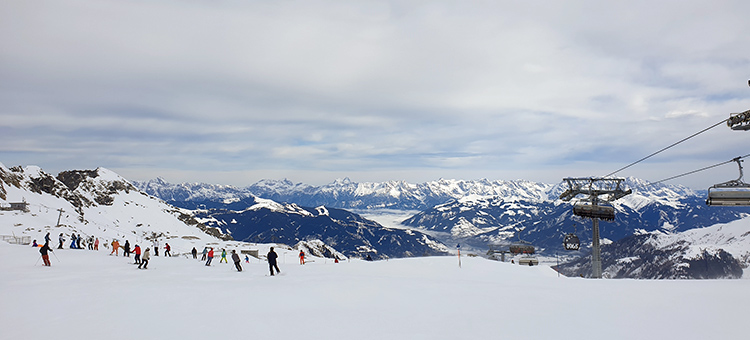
[{"left": 559, "top": 177, "right": 631, "bottom": 278}]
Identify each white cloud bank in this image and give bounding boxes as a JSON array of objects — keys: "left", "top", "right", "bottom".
[{"left": 1, "top": 0, "right": 749, "bottom": 188}]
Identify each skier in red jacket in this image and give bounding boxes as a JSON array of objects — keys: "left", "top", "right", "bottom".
[
  {"left": 205, "top": 248, "right": 214, "bottom": 266},
  {"left": 133, "top": 245, "right": 142, "bottom": 264}
]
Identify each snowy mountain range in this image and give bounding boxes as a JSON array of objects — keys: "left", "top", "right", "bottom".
[
  {"left": 555, "top": 217, "right": 750, "bottom": 279},
  {"left": 402, "top": 185, "right": 750, "bottom": 253},
  {"left": 132, "top": 176, "right": 750, "bottom": 278},
  {"left": 133, "top": 176, "right": 750, "bottom": 252},
  {"left": 6, "top": 163, "right": 749, "bottom": 278},
  {"left": 1, "top": 164, "right": 448, "bottom": 260},
  {"left": 133, "top": 177, "right": 555, "bottom": 210}
]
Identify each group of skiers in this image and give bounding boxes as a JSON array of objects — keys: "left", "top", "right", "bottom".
[
  {"left": 41, "top": 232, "right": 101, "bottom": 250},
  {"left": 191, "top": 246, "right": 281, "bottom": 275},
  {"left": 108, "top": 238, "right": 171, "bottom": 259},
  {"left": 35, "top": 232, "right": 291, "bottom": 275}
]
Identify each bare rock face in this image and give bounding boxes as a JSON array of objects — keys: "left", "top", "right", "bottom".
[{"left": 57, "top": 170, "right": 99, "bottom": 191}]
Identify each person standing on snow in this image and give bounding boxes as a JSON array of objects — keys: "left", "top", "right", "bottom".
[
  {"left": 110, "top": 239, "right": 120, "bottom": 256},
  {"left": 231, "top": 250, "right": 242, "bottom": 272},
  {"left": 76, "top": 234, "right": 82, "bottom": 249},
  {"left": 94, "top": 238, "right": 99, "bottom": 250},
  {"left": 70, "top": 234, "right": 77, "bottom": 249},
  {"left": 44, "top": 232, "right": 51, "bottom": 244},
  {"left": 220, "top": 249, "right": 227, "bottom": 263},
  {"left": 267, "top": 247, "right": 281, "bottom": 276},
  {"left": 58, "top": 233, "right": 65, "bottom": 249},
  {"left": 201, "top": 247, "right": 207, "bottom": 261},
  {"left": 123, "top": 240, "right": 131, "bottom": 257},
  {"left": 39, "top": 241, "right": 52, "bottom": 266},
  {"left": 138, "top": 248, "right": 150, "bottom": 269},
  {"left": 191, "top": 247, "right": 197, "bottom": 259},
  {"left": 299, "top": 250, "right": 305, "bottom": 265},
  {"left": 206, "top": 248, "right": 214, "bottom": 266},
  {"left": 244, "top": 255, "right": 249, "bottom": 263},
  {"left": 153, "top": 240, "right": 159, "bottom": 256},
  {"left": 164, "top": 243, "right": 171, "bottom": 257},
  {"left": 133, "top": 244, "right": 142, "bottom": 264}
]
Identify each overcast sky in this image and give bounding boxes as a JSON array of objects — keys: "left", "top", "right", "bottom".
[{"left": 1, "top": 0, "right": 749, "bottom": 189}]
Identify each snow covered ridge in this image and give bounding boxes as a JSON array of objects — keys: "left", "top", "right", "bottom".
[
  {"left": 0, "top": 163, "right": 231, "bottom": 254},
  {"left": 194, "top": 203, "right": 451, "bottom": 260},
  {"left": 133, "top": 175, "right": 697, "bottom": 210},
  {"left": 555, "top": 218, "right": 750, "bottom": 279}
]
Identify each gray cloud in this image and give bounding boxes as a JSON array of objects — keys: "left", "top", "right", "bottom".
[{"left": 1, "top": 0, "right": 749, "bottom": 188}]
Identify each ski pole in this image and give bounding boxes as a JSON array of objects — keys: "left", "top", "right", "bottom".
[
  {"left": 35, "top": 254, "right": 42, "bottom": 266},
  {"left": 52, "top": 250, "right": 60, "bottom": 263}
]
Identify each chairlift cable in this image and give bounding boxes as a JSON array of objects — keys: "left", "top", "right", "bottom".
[
  {"left": 632, "top": 153, "right": 750, "bottom": 190},
  {"left": 604, "top": 118, "right": 729, "bottom": 178}
]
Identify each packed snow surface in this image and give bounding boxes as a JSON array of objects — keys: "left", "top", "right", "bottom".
[{"left": 1, "top": 241, "right": 747, "bottom": 340}]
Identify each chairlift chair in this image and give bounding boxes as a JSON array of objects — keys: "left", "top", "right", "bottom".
[
  {"left": 509, "top": 243, "right": 535, "bottom": 255},
  {"left": 518, "top": 256, "right": 539, "bottom": 266},
  {"left": 572, "top": 203, "right": 616, "bottom": 221},
  {"left": 707, "top": 157, "right": 750, "bottom": 206},
  {"left": 727, "top": 109, "right": 750, "bottom": 131}
]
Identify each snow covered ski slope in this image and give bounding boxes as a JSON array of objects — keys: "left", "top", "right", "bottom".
[{"left": 1, "top": 241, "right": 747, "bottom": 340}]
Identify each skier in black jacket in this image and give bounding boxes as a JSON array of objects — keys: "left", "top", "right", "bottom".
[
  {"left": 267, "top": 247, "right": 280, "bottom": 276},
  {"left": 232, "top": 250, "right": 242, "bottom": 272},
  {"left": 40, "top": 241, "right": 52, "bottom": 266},
  {"left": 123, "top": 240, "right": 131, "bottom": 257}
]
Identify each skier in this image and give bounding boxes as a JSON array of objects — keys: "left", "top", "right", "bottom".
[
  {"left": 220, "top": 249, "right": 227, "bottom": 263},
  {"left": 94, "top": 238, "right": 99, "bottom": 250},
  {"left": 32, "top": 240, "right": 38, "bottom": 247},
  {"left": 110, "top": 240, "right": 120, "bottom": 256},
  {"left": 299, "top": 250, "right": 305, "bottom": 265},
  {"left": 153, "top": 240, "right": 159, "bottom": 256},
  {"left": 191, "top": 247, "right": 197, "bottom": 259},
  {"left": 76, "top": 234, "right": 82, "bottom": 249},
  {"left": 58, "top": 233, "right": 65, "bottom": 249},
  {"left": 44, "top": 232, "right": 51, "bottom": 244},
  {"left": 205, "top": 248, "right": 214, "bottom": 266},
  {"left": 244, "top": 255, "right": 249, "bottom": 263},
  {"left": 123, "top": 240, "right": 131, "bottom": 257},
  {"left": 133, "top": 244, "right": 142, "bottom": 264},
  {"left": 70, "top": 234, "right": 77, "bottom": 249},
  {"left": 88, "top": 236, "right": 94, "bottom": 250},
  {"left": 138, "top": 248, "right": 150, "bottom": 269},
  {"left": 39, "top": 241, "right": 52, "bottom": 266},
  {"left": 267, "top": 247, "right": 280, "bottom": 276},
  {"left": 164, "top": 243, "right": 171, "bottom": 257},
  {"left": 201, "top": 247, "right": 207, "bottom": 261},
  {"left": 231, "top": 250, "right": 242, "bottom": 272}
]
